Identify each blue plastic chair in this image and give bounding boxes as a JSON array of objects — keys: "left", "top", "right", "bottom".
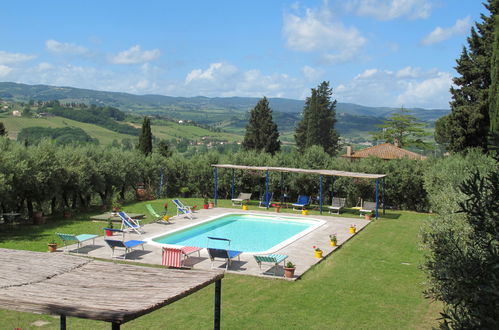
[{"left": 292, "top": 195, "right": 311, "bottom": 210}]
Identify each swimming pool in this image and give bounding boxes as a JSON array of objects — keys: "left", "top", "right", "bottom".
[{"left": 148, "top": 213, "right": 325, "bottom": 254}]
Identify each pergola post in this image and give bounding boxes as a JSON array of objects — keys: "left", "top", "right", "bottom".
[
  {"left": 60, "top": 315, "right": 66, "bottom": 330},
  {"left": 319, "top": 175, "right": 323, "bottom": 215},
  {"left": 265, "top": 170, "right": 269, "bottom": 210},
  {"left": 214, "top": 167, "right": 218, "bottom": 207},
  {"left": 375, "top": 178, "right": 379, "bottom": 219},
  {"left": 214, "top": 279, "right": 222, "bottom": 330},
  {"left": 231, "top": 168, "right": 235, "bottom": 200},
  {"left": 112, "top": 322, "right": 120, "bottom": 330},
  {"left": 331, "top": 176, "right": 334, "bottom": 201}
]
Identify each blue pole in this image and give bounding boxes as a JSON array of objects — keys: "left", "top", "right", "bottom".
[
  {"left": 331, "top": 176, "right": 334, "bottom": 202},
  {"left": 319, "top": 175, "right": 323, "bottom": 215},
  {"left": 375, "top": 178, "right": 379, "bottom": 219},
  {"left": 265, "top": 170, "right": 269, "bottom": 209},
  {"left": 231, "top": 168, "right": 235, "bottom": 200},
  {"left": 214, "top": 167, "right": 218, "bottom": 207}
]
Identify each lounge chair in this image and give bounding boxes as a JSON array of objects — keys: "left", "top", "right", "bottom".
[
  {"left": 146, "top": 204, "right": 170, "bottom": 224},
  {"left": 162, "top": 246, "right": 202, "bottom": 268},
  {"left": 172, "top": 199, "right": 193, "bottom": 219},
  {"left": 259, "top": 192, "right": 274, "bottom": 208},
  {"left": 56, "top": 233, "right": 98, "bottom": 253},
  {"left": 207, "top": 237, "right": 242, "bottom": 270},
  {"left": 292, "top": 195, "right": 311, "bottom": 210},
  {"left": 118, "top": 211, "right": 144, "bottom": 234},
  {"left": 360, "top": 201, "right": 377, "bottom": 216},
  {"left": 254, "top": 254, "right": 288, "bottom": 276},
  {"left": 105, "top": 239, "right": 146, "bottom": 259},
  {"left": 231, "top": 192, "right": 252, "bottom": 206},
  {"left": 328, "top": 197, "right": 346, "bottom": 215}
]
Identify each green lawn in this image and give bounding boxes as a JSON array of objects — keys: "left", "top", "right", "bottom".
[{"left": 0, "top": 199, "right": 441, "bottom": 329}]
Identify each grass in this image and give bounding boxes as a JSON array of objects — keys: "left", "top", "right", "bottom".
[{"left": 0, "top": 199, "right": 441, "bottom": 329}]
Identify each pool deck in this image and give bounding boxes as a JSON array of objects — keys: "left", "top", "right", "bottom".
[{"left": 64, "top": 208, "right": 371, "bottom": 280}]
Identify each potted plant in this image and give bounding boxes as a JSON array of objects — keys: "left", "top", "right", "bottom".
[
  {"left": 301, "top": 205, "right": 309, "bottom": 216},
  {"left": 365, "top": 212, "right": 373, "bottom": 220},
  {"left": 349, "top": 224, "right": 357, "bottom": 234},
  {"left": 242, "top": 200, "right": 249, "bottom": 211},
  {"left": 284, "top": 261, "right": 296, "bottom": 278},
  {"left": 208, "top": 200, "right": 215, "bottom": 209},
  {"left": 329, "top": 233, "right": 337, "bottom": 247},
  {"left": 48, "top": 240, "right": 57, "bottom": 253},
  {"left": 313, "top": 246, "right": 323, "bottom": 258},
  {"left": 62, "top": 207, "right": 72, "bottom": 219},
  {"left": 105, "top": 219, "right": 114, "bottom": 236},
  {"left": 203, "top": 197, "right": 209, "bottom": 209},
  {"left": 275, "top": 203, "right": 281, "bottom": 213}
]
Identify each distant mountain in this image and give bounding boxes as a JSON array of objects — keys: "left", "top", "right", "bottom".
[{"left": 0, "top": 82, "right": 449, "bottom": 123}]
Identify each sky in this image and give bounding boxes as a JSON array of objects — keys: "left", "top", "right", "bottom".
[{"left": 0, "top": 0, "right": 488, "bottom": 109}]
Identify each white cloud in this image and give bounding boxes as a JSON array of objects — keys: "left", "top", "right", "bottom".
[
  {"left": 422, "top": 16, "right": 471, "bottom": 46},
  {"left": 283, "top": 3, "right": 366, "bottom": 63},
  {"left": 345, "top": 0, "right": 433, "bottom": 20},
  {"left": 301, "top": 65, "right": 324, "bottom": 81},
  {"left": 185, "top": 62, "right": 238, "bottom": 84},
  {"left": 0, "top": 65, "right": 12, "bottom": 77},
  {"left": 0, "top": 50, "right": 36, "bottom": 64},
  {"left": 335, "top": 67, "right": 452, "bottom": 108},
  {"left": 109, "top": 45, "right": 160, "bottom": 64},
  {"left": 45, "top": 39, "right": 89, "bottom": 55}
]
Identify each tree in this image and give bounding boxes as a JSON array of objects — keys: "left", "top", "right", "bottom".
[
  {"left": 242, "top": 97, "right": 281, "bottom": 155},
  {"left": 488, "top": 14, "right": 499, "bottom": 155},
  {"left": 137, "top": 116, "right": 153, "bottom": 156},
  {"left": 372, "top": 107, "right": 430, "bottom": 148},
  {"left": 0, "top": 122, "right": 6, "bottom": 136},
  {"left": 436, "top": 0, "right": 498, "bottom": 153},
  {"left": 422, "top": 170, "right": 499, "bottom": 328},
  {"left": 295, "top": 81, "right": 339, "bottom": 156},
  {"left": 156, "top": 139, "right": 172, "bottom": 158}
]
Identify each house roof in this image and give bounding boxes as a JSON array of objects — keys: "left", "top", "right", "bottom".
[{"left": 342, "top": 143, "right": 427, "bottom": 160}]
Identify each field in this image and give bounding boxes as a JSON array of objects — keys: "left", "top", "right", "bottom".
[{"left": 0, "top": 199, "right": 442, "bottom": 329}]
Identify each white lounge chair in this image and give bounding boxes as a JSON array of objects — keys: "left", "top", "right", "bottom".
[
  {"left": 231, "top": 193, "right": 252, "bottom": 206},
  {"left": 360, "top": 201, "right": 377, "bottom": 216},
  {"left": 328, "top": 197, "right": 346, "bottom": 214},
  {"left": 172, "top": 199, "right": 193, "bottom": 219}
]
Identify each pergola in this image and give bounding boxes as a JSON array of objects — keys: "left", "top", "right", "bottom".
[
  {"left": 212, "top": 164, "right": 387, "bottom": 219},
  {"left": 0, "top": 248, "right": 224, "bottom": 329}
]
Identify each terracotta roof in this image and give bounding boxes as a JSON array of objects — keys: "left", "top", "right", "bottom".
[{"left": 342, "top": 143, "right": 427, "bottom": 160}]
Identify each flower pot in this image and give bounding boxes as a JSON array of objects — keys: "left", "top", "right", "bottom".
[
  {"left": 314, "top": 250, "right": 323, "bottom": 258},
  {"left": 48, "top": 243, "right": 57, "bottom": 253},
  {"left": 242, "top": 205, "right": 248, "bottom": 211},
  {"left": 136, "top": 188, "right": 146, "bottom": 201},
  {"left": 63, "top": 210, "right": 72, "bottom": 219},
  {"left": 330, "top": 241, "right": 337, "bottom": 247},
  {"left": 33, "top": 211, "right": 44, "bottom": 225},
  {"left": 203, "top": 204, "right": 209, "bottom": 209},
  {"left": 301, "top": 210, "right": 308, "bottom": 216},
  {"left": 275, "top": 207, "right": 281, "bottom": 213},
  {"left": 349, "top": 227, "right": 356, "bottom": 234},
  {"left": 365, "top": 214, "right": 373, "bottom": 220},
  {"left": 284, "top": 267, "right": 295, "bottom": 278},
  {"left": 105, "top": 229, "right": 113, "bottom": 237},
  {"left": 209, "top": 202, "right": 215, "bottom": 209}
]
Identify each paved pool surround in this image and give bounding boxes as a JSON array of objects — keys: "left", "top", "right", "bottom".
[{"left": 71, "top": 208, "right": 371, "bottom": 280}]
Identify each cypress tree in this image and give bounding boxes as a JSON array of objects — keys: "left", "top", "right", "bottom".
[
  {"left": 137, "top": 116, "right": 153, "bottom": 156},
  {"left": 489, "top": 14, "right": 499, "bottom": 155},
  {"left": 242, "top": 97, "right": 281, "bottom": 155},
  {"left": 295, "top": 81, "right": 339, "bottom": 156},
  {"left": 439, "top": 0, "right": 498, "bottom": 153},
  {"left": 0, "top": 122, "right": 6, "bottom": 136}
]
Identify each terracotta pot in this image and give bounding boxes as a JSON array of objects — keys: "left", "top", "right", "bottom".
[
  {"left": 209, "top": 202, "right": 215, "bottom": 209},
  {"left": 136, "top": 188, "right": 146, "bottom": 201},
  {"left": 48, "top": 243, "right": 57, "bottom": 253},
  {"left": 365, "top": 214, "right": 373, "bottom": 220},
  {"left": 33, "top": 211, "right": 44, "bottom": 225},
  {"left": 63, "top": 211, "right": 72, "bottom": 219},
  {"left": 203, "top": 204, "right": 209, "bottom": 209},
  {"left": 275, "top": 207, "right": 281, "bottom": 213},
  {"left": 284, "top": 267, "right": 295, "bottom": 278}
]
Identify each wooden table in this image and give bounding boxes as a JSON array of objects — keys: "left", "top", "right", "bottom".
[{"left": 90, "top": 212, "right": 145, "bottom": 221}]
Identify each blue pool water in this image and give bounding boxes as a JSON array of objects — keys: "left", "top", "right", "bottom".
[{"left": 151, "top": 214, "right": 317, "bottom": 253}]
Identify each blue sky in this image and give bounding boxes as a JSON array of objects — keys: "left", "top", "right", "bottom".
[{"left": 0, "top": 0, "right": 487, "bottom": 108}]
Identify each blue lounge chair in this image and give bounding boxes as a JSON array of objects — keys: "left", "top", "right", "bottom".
[
  {"left": 105, "top": 239, "right": 146, "bottom": 259},
  {"left": 292, "top": 195, "right": 311, "bottom": 210},
  {"left": 207, "top": 237, "right": 242, "bottom": 270},
  {"left": 56, "top": 233, "right": 98, "bottom": 253},
  {"left": 259, "top": 192, "right": 274, "bottom": 208},
  {"left": 118, "top": 211, "right": 144, "bottom": 234},
  {"left": 172, "top": 199, "right": 193, "bottom": 219},
  {"left": 254, "top": 254, "right": 288, "bottom": 276}
]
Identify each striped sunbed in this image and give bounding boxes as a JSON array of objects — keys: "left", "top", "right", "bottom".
[
  {"left": 254, "top": 254, "right": 288, "bottom": 276},
  {"left": 162, "top": 246, "right": 202, "bottom": 268}
]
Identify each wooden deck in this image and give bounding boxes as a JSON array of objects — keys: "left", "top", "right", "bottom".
[{"left": 0, "top": 248, "right": 224, "bottom": 325}]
